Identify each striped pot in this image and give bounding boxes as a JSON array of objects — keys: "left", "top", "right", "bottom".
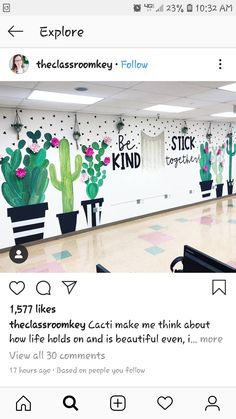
[
  {"left": 199, "top": 180, "right": 213, "bottom": 198},
  {"left": 81, "top": 198, "right": 104, "bottom": 228},
  {"left": 56, "top": 210, "right": 79, "bottom": 234},
  {"left": 7, "top": 203, "right": 48, "bottom": 245}
]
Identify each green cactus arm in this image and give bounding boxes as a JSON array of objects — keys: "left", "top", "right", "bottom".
[
  {"left": 226, "top": 138, "right": 236, "bottom": 156},
  {"left": 226, "top": 139, "right": 230, "bottom": 154},
  {"left": 1, "top": 162, "right": 24, "bottom": 200},
  {"left": 49, "top": 163, "right": 62, "bottom": 191},
  {"left": 30, "top": 167, "right": 49, "bottom": 200},
  {"left": 10, "top": 149, "right": 22, "bottom": 170},
  {"left": 232, "top": 143, "right": 236, "bottom": 156},
  {"left": 71, "top": 154, "right": 82, "bottom": 181},
  {"left": 2, "top": 183, "right": 23, "bottom": 207},
  {"left": 40, "top": 194, "right": 46, "bottom": 204},
  {"left": 34, "top": 168, "right": 49, "bottom": 195},
  {"left": 211, "top": 161, "right": 217, "bottom": 176},
  {"left": 28, "top": 194, "right": 41, "bottom": 205},
  {"left": 211, "top": 147, "right": 217, "bottom": 176},
  {"left": 27, "top": 149, "right": 47, "bottom": 171},
  {"left": 21, "top": 190, "right": 30, "bottom": 205},
  {"left": 2, "top": 183, "right": 17, "bottom": 206}
]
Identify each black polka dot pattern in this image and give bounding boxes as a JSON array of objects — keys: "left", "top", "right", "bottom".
[{"left": 0, "top": 110, "right": 233, "bottom": 154}]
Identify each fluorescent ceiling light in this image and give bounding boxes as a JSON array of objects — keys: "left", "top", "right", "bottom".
[
  {"left": 218, "top": 83, "right": 236, "bottom": 92},
  {"left": 144, "top": 104, "right": 194, "bottom": 113},
  {"left": 28, "top": 90, "right": 103, "bottom": 104},
  {"left": 211, "top": 112, "right": 236, "bottom": 118}
]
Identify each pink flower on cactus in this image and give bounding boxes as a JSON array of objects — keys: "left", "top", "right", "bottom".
[
  {"left": 80, "top": 173, "right": 89, "bottom": 182},
  {"left": 103, "top": 136, "right": 112, "bottom": 145},
  {"left": 50, "top": 137, "right": 60, "bottom": 148},
  {"left": 203, "top": 165, "right": 208, "bottom": 172},
  {"left": 103, "top": 157, "right": 110, "bottom": 165},
  {"left": 217, "top": 148, "right": 222, "bottom": 155},
  {"left": 29, "top": 143, "right": 40, "bottom": 153},
  {"left": 85, "top": 147, "right": 94, "bottom": 157},
  {"left": 16, "top": 168, "right": 26, "bottom": 178},
  {"left": 204, "top": 147, "right": 209, "bottom": 153}
]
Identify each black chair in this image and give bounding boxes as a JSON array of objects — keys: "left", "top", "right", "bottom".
[
  {"left": 96, "top": 264, "right": 110, "bottom": 273},
  {"left": 170, "top": 245, "right": 236, "bottom": 273}
]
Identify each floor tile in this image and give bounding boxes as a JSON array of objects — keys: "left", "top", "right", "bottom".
[
  {"left": 23, "top": 262, "right": 65, "bottom": 273},
  {"left": 144, "top": 246, "right": 165, "bottom": 255},
  {"left": 194, "top": 216, "right": 221, "bottom": 225},
  {"left": 53, "top": 250, "right": 72, "bottom": 260},
  {"left": 150, "top": 224, "right": 164, "bottom": 231},
  {"left": 139, "top": 231, "right": 174, "bottom": 245}
]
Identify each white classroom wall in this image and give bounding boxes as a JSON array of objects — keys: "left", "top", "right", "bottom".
[{"left": 0, "top": 107, "right": 234, "bottom": 249}]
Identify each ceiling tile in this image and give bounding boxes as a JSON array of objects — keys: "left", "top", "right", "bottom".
[
  {"left": 133, "top": 82, "right": 211, "bottom": 97},
  {"left": 189, "top": 89, "right": 236, "bottom": 102},
  {"left": 0, "top": 86, "right": 31, "bottom": 99},
  {"left": 36, "top": 82, "right": 123, "bottom": 97}
]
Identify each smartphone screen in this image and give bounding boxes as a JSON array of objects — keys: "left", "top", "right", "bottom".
[{"left": 0, "top": 0, "right": 235, "bottom": 417}]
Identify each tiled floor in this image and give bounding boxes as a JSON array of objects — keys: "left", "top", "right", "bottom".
[{"left": 0, "top": 196, "right": 236, "bottom": 273}]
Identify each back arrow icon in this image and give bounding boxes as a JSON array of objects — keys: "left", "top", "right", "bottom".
[{"left": 8, "top": 25, "right": 24, "bottom": 37}]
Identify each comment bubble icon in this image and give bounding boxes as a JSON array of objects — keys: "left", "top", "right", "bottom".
[{"left": 36, "top": 281, "right": 51, "bottom": 296}]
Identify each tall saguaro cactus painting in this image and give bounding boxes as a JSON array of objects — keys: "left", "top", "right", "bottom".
[{"left": 49, "top": 138, "right": 82, "bottom": 234}]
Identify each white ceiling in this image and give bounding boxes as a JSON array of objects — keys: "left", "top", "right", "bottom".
[{"left": 0, "top": 81, "right": 236, "bottom": 121}]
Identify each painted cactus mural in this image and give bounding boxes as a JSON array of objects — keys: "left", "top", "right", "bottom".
[
  {"left": 81, "top": 136, "right": 112, "bottom": 227},
  {"left": 0, "top": 130, "right": 50, "bottom": 244},
  {"left": 212, "top": 144, "right": 225, "bottom": 198},
  {"left": 226, "top": 133, "right": 236, "bottom": 195},
  {"left": 81, "top": 136, "right": 111, "bottom": 199},
  {"left": 49, "top": 138, "right": 82, "bottom": 234},
  {"left": 199, "top": 141, "right": 213, "bottom": 198}
]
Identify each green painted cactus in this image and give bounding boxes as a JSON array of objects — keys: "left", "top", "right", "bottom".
[
  {"left": 49, "top": 138, "right": 82, "bottom": 213},
  {"left": 212, "top": 145, "right": 225, "bottom": 184},
  {"left": 80, "top": 137, "right": 111, "bottom": 200},
  {"left": 199, "top": 141, "right": 212, "bottom": 182},
  {"left": 0, "top": 132, "right": 50, "bottom": 207},
  {"left": 226, "top": 134, "right": 236, "bottom": 181}
]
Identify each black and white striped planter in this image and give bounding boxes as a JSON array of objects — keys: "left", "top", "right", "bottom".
[
  {"left": 56, "top": 210, "right": 79, "bottom": 234},
  {"left": 81, "top": 198, "right": 104, "bottom": 228},
  {"left": 7, "top": 203, "right": 48, "bottom": 245},
  {"left": 227, "top": 179, "right": 234, "bottom": 195},
  {"left": 199, "top": 180, "right": 213, "bottom": 198}
]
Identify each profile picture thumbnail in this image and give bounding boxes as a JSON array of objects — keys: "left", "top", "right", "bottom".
[{"left": 10, "top": 54, "right": 29, "bottom": 74}]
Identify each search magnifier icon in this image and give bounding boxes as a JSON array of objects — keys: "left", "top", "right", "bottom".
[{"left": 63, "top": 395, "right": 78, "bottom": 411}]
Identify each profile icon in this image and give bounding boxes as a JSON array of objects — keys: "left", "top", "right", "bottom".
[
  {"left": 15, "top": 249, "right": 23, "bottom": 260},
  {"left": 10, "top": 54, "right": 29, "bottom": 74},
  {"left": 205, "top": 395, "right": 220, "bottom": 411},
  {"left": 9, "top": 245, "right": 28, "bottom": 264}
]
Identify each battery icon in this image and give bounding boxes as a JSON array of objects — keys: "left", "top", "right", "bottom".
[{"left": 187, "top": 4, "right": 193, "bottom": 12}]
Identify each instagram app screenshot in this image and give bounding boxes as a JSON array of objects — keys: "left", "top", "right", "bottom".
[{"left": 0, "top": 0, "right": 236, "bottom": 417}]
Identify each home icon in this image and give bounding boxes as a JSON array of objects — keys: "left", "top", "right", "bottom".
[{"left": 16, "top": 395, "right": 31, "bottom": 412}]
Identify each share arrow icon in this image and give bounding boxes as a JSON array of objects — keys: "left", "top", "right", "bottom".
[{"left": 62, "top": 281, "right": 77, "bottom": 295}]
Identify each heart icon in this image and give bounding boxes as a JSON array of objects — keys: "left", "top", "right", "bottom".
[
  {"left": 9, "top": 281, "right": 25, "bottom": 295},
  {"left": 157, "top": 396, "right": 173, "bottom": 410}
]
